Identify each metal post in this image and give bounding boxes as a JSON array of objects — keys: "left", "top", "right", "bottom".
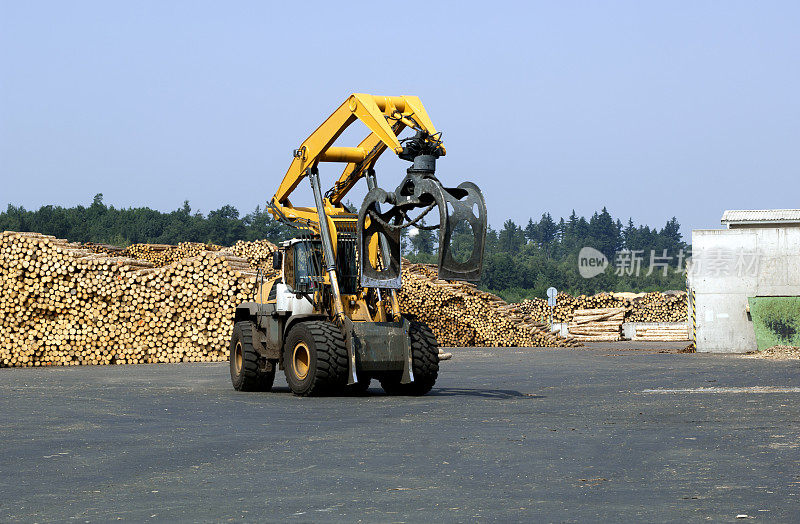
[
  {"left": 687, "top": 278, "right": 697, "bottom": 350},
  {"left": 309, "top": 167, "right": 358, "bottom": 385},
  {"left": 308, "top": 168, "right": 346, "bottom": 323}
]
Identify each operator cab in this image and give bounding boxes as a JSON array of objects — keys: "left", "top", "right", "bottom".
[{"left": 274, "top": 237, "right": 359, "bottom": 295}]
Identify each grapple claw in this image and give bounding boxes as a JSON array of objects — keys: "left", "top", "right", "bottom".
[
  {"left": 437, "top": 181, "right": 487, "bottom": 281},
  {"left": 357, "top": 188, "right": 402, "bottom": 289},
  {"left": 357, "top": 171, "right": 487, "bottom": 287}
]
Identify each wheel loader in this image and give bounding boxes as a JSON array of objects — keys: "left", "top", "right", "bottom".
[{"left": 229, "top": 94, "right": 487, "bottom": 396}]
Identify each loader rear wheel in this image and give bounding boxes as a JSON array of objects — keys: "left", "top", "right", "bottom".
[
  {"left": 380, "top": 320, "right": 439, "bottom": 396},
  {"left": 283, "top": 321, "right": 348, "bottom": 396},
  {"left": 230, "top": 321, "right": 275, "bottom": 392}
]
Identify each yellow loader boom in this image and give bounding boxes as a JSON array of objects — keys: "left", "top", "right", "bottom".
[
  {"left": 272, "top": 94, "right": 440, "bottom": 208},
  {"left": 267, "top": 93, "right": 486, "bottom": 289}
]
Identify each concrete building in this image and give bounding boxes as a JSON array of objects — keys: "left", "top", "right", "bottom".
[{"left": 689, "top": 210, "right": 800, "bottom": 353}]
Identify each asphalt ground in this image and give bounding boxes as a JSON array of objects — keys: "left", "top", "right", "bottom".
[{"left": 1, "top": 343, "right": 799, "bottom": 522}]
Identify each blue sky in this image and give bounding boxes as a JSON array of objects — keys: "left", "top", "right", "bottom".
[{"left": 1, "top": 1, "right": 798, "bottom": 240}]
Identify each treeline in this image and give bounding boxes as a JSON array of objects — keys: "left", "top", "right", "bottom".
[
  {"left": 405, "top": 208, "right": 689, "bottom": 301},
  {"left": 1, "top": 195, "right": 688, "bottom": 301},
  {"left": 0, "top": 194, "right": 292, "bottom": 247}
]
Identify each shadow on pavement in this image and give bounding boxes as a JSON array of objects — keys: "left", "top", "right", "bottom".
[
  {"left": 429, "top": 387, "right": 543, "bottom": 399},
  {"left": 256, "top": 386, "right": 544, "bottom": 399}
]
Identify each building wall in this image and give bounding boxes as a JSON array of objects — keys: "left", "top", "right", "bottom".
[{"left": 689, "top": 227, "right": 800, "bottom": 352}]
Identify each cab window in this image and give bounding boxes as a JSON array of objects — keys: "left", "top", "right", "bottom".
[
  {"left": 283, "top": 247, "right": 295, "bottom": 289},
  {"left": 291, "top": 242, "right": 323, "bottom": 292}
]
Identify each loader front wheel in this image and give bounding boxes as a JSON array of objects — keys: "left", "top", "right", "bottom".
[
  {"left": 380, "top": 320, "right": 439, "bottom": 396},
  {"left": 283, "top": 321, "right": 348, "bottom": 396},
  {"left": 230, "top": 321, "right": 275, "bottom": 392}
]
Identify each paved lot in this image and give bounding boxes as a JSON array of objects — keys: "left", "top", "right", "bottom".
[{"left": 1, "top": 343, "right": 799, "bottom": 522}]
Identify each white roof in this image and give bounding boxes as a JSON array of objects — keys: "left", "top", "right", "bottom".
[{"left": 721, "top": 209, "right": 800, "bottom": 224}]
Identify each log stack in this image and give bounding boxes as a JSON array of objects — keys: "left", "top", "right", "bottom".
[
  {"left": 515, "top": 291, "right": 687, "bottom": 324},
  {"left": 568, "top": 308, "right": 625, "bottom": 341},
  {"left": 514, "top": 292, "right": 627, "bottom": 323},
  {"left": 630, "top": 324, "right": 689, "bottom": 341},
  {"left": 0, "top": 232, "right": 257, "bottom": 367},
  {"left": 121, "top": 242, "right": 225, "bottom": 267},
  {"left": 81, "top": 242, "right": 128, "bottom": 255},
  {"left": 0, "top": 232, "right": 585, "bottom": 369},
  {"left": 122, "top": 243, "right": 174, "bottom": 264},
  {"left": 398, "top": 263, "right": 581, "bottom": 348},
  {"left": 222, "top": 239, "right": 277, "bottom": 271},
  {"left": 625, "top": 292, "right": 687, "bottom": 323}
]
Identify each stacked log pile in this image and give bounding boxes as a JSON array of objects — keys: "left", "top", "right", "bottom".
[
  {"left": 122, "top": 243, "right": 174, "bottom": 264},
  {"left": 222, "top": 239, "right": 277, "bottom": 271},
  {"left": 122, "top": 242, "right": 224, "bottom": 267},
  {"left": 81, "top": 242, "right": 128, "bottom": 255},
  {"left": 630, "top": 324, "right": 689, "bottom": 341},
  {"left": 625, "top": 292, "right": 687, "bottom": 323},
  {"left": 88, "top": 239, "right": 279, "bottom": 273},
  {"left": 398, "top": 263, "right": 581, "bottom": 348},
  {"left": 0, "top": 232, "right": 588, "bottom": 368},
  {"left": 0, "top": 232, "right": 257, "bottom": 367},
  {"left": 515, "top": 291, "right": 687, "bottom": 324},
  {"left": 515, "top": 292, "right": 626, "bottom": 323},
  {"left": 568, "top": 308, "right": 625, "bottom": 341}
]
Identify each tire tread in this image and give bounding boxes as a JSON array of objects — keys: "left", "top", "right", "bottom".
[
  {"left": 230, "top": 321, "right": 275, "bottom": 392},
  {"left": 380, "top": 320, "right": 439, "bottom": 395},
  {"left": 284, "top": 321, "right": 348, "bottom": 396}
]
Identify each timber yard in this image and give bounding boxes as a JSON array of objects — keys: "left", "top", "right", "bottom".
[
  {"left": 1, "top": 231, "right": 799, "bottom": 522},
  {"left": 3, "top": 2, "right": 800, "bottom": 523}
]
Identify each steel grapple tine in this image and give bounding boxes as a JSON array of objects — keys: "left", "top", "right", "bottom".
[
  {"left": 357, "top": 188, "right": 403, "bottom": 289},
  {"left": 437, "top": 182, "right": 487, "bottom": 282},
  {"left": 356, "top": 174, "right": 487, "bottom": 287}
]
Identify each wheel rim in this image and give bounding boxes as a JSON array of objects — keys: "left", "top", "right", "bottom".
[
  {"left": 234, "top": 341, "right": 243, "bottom": 374},
  {"left": 292, "top": 342, "right": 310, "bottom": 380}
]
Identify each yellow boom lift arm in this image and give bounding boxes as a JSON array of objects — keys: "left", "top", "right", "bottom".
[{"left": 268, "top": 94, "right": 486, "bottom": 296}]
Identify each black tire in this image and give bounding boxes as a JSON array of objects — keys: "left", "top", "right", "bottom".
[
  {"left": 380, "top": 320, "right": 439, "bottom": 395},
  {"left": 283, "top": 321, "right": 348, "bottom": 396},
  {"left": 230, "top": 321, "right": 275, "bottom": 392}
]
